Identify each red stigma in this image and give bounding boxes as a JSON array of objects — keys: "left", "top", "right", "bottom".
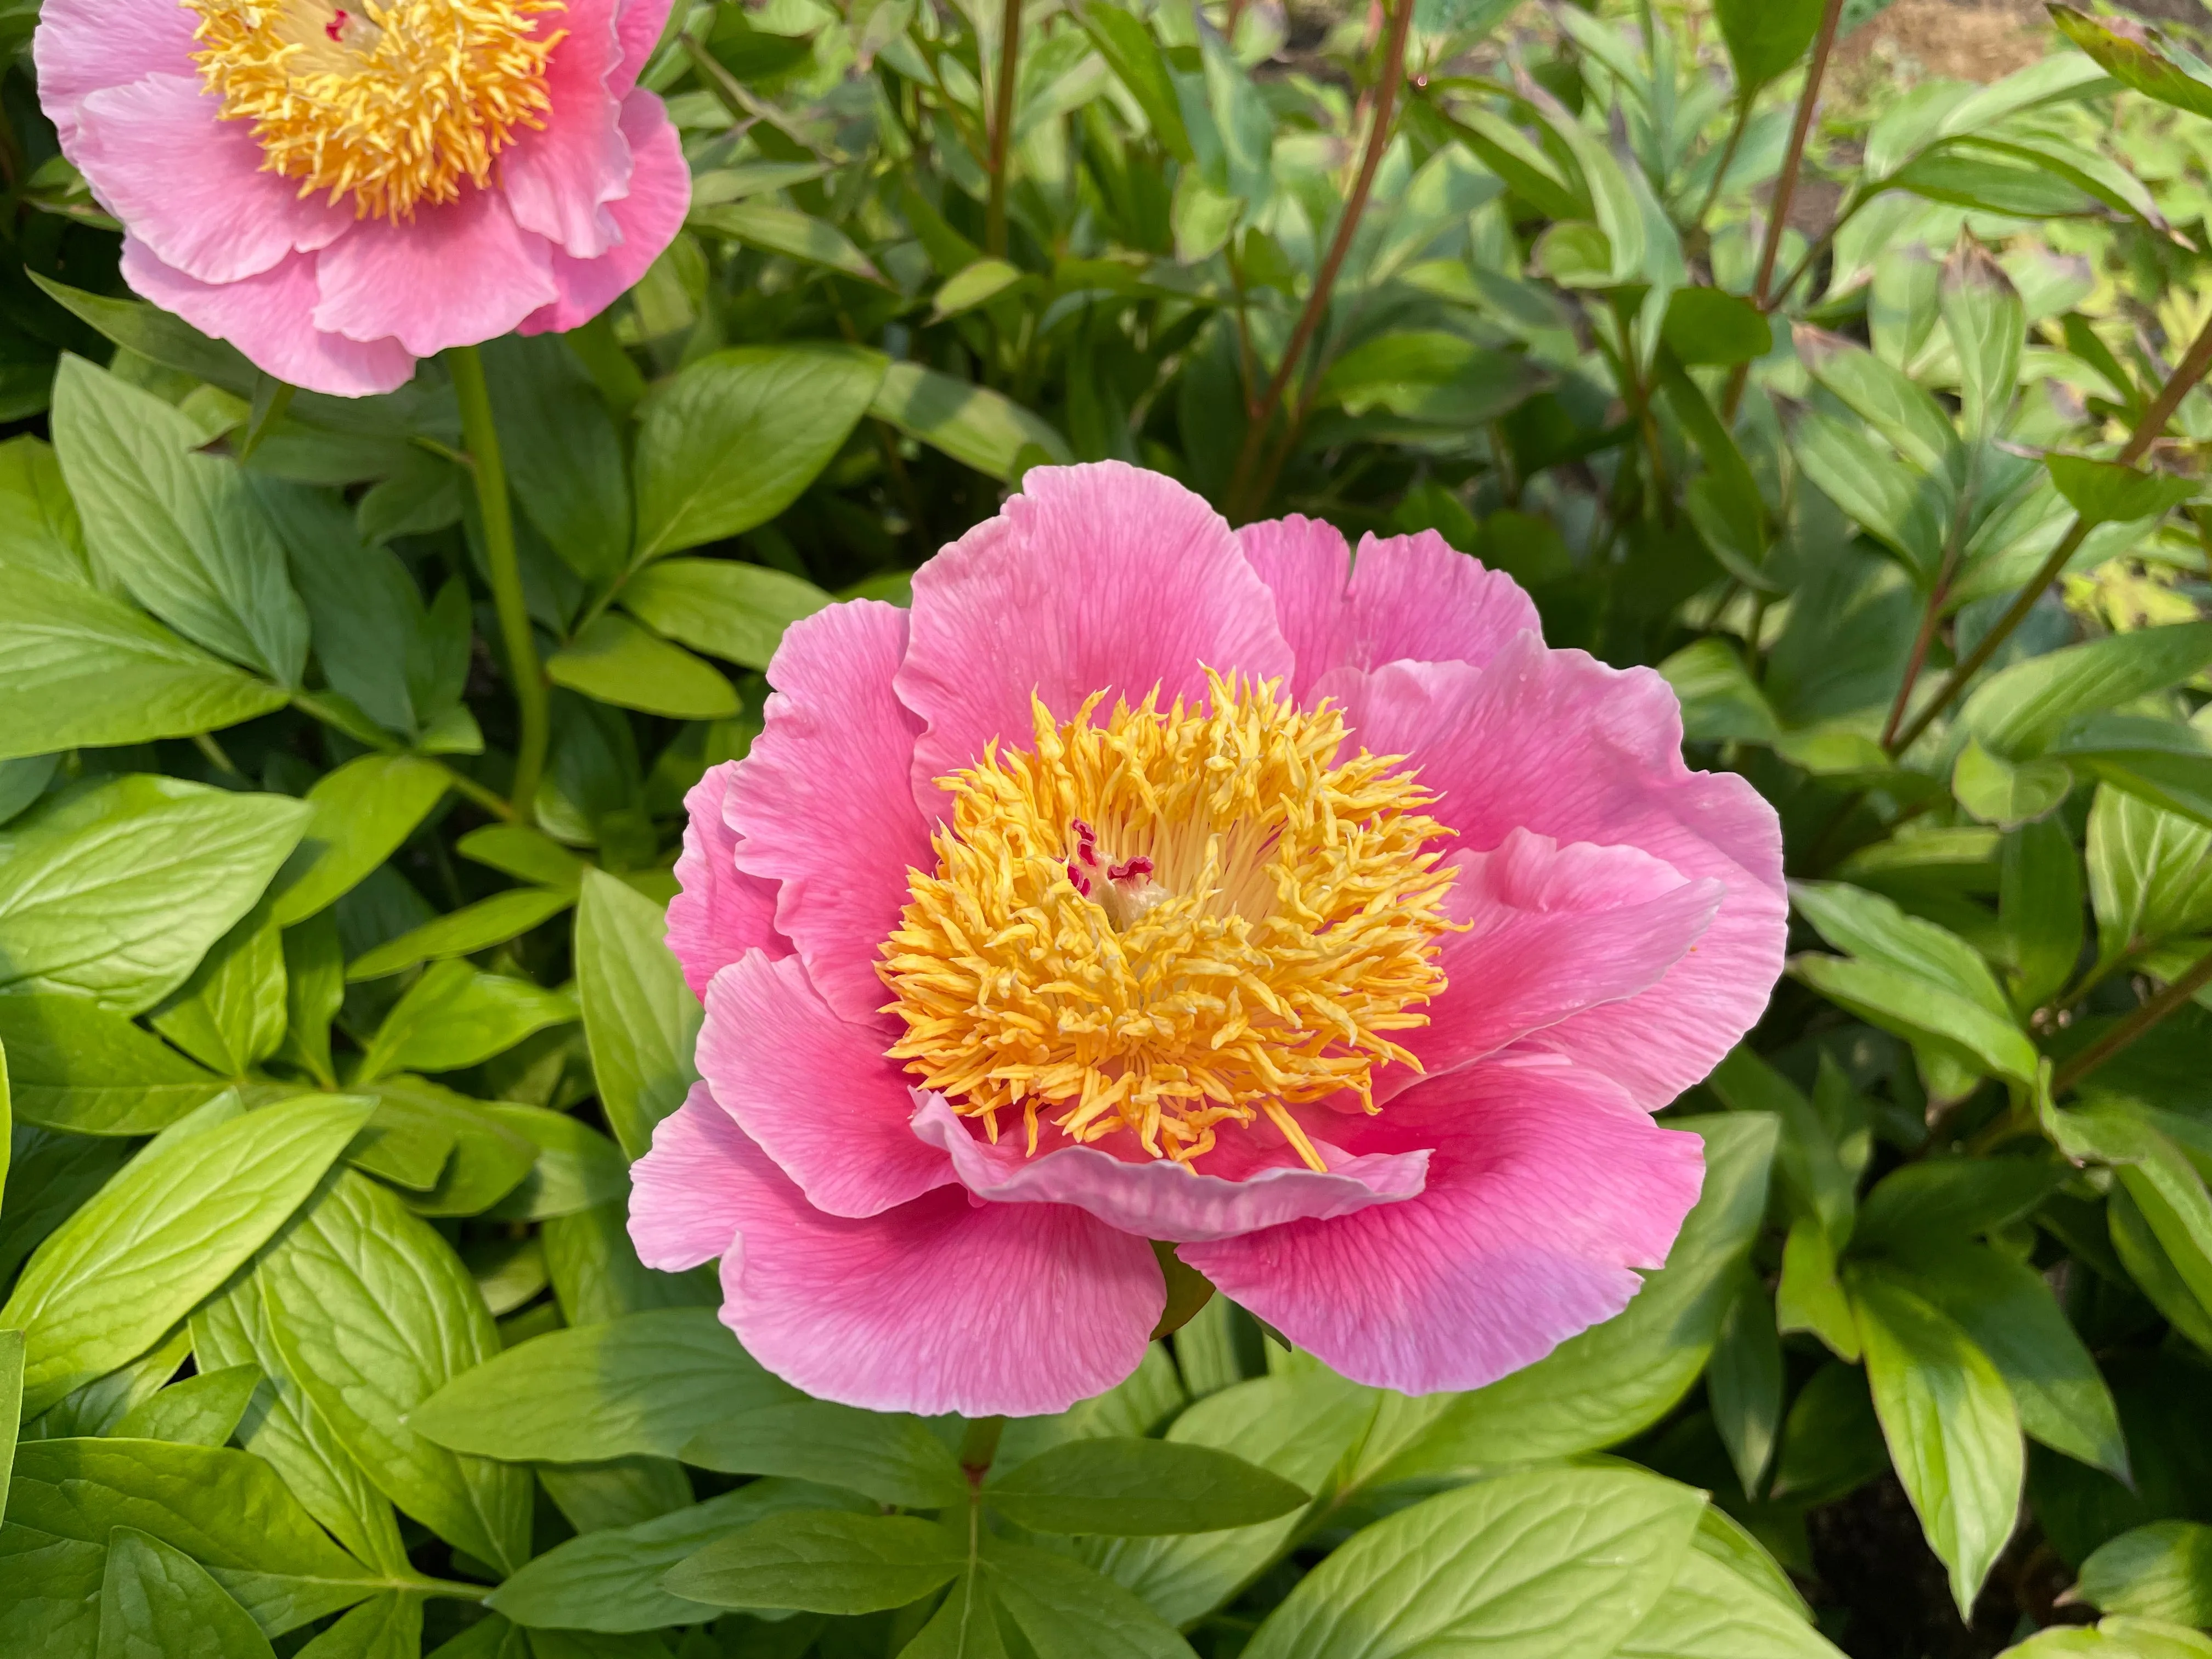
[
  {"left": 1064, "top": 860, "right": 1092, "bottom": 896},
  {"left": 1108, "top": 856, "right": 1153, "bottom": 882},
  {"left": 325, "top": 8, "right": 347, "bottom": 36}
]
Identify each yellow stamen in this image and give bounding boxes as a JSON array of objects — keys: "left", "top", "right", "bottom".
[
  {"left": 186, "top": 0, "right": 563, "bottom": 220},
  {"left": 878, "top": 673, "right": 1460, "bottom": 1175}
]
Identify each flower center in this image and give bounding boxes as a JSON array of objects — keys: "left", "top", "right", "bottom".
[
  {"left": 878, "top": 674, "right": 1459, "bottom": 1173},
  {"left": 185, "top": 0, "right": 564, "bottom": 219}
]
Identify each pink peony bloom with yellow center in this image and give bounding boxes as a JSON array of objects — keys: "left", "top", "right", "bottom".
[
  {"left": 35, "top": 0, "right": 687, "bottom": 395},
  {"left": 630, "top": 462, "right": 1786, "bottom": 1417}
]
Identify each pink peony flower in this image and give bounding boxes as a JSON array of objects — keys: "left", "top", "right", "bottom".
[
  {"left": 631, "top": 462, "right": 1786, "bottom": 1417},
  {"left": 35, "top": 0, "right": 688, "bottom": 396}
]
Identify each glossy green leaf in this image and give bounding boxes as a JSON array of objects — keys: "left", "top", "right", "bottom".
[
  {"left": 1663, "top": 288, "right": 1774, "bottom": 367},
  {"left": 0, "top": 994, "right": 225, "bottom": 1135},
  {"left": 1712, "top": 0, "right": 1823, "bottom": 91},
  {"left": 682, "top": 1401, "right": 966, "bottom": 1508},
  {"left": 632, "top": 346, "right": 887, "bottom": 562},
  {"left": 483, "top": 334, "right": 631, "bottom": 583},
  {"left": 482, "top": 1103, "right": 627, "bottom": 1221},
  {"left": 49, "top": 355, "right": 307, "bottom": 687},
  {"left": 268, "top": 754, "right": 450, "bottom": 928},
  {"left": 2045, "top": 456, "right": 2202, "bottom": 528},
  {"left": 869, "top": 359, "right": 1073, "bottom": 480},
  {"left": 1074, "top": 4, "right": 1192, "bottom": 161},
  {"left": 985, "top": 1437, "right": 1306, "bottom": 1537},
  {"left": 258, "top": 1169, "right": 533, "bottom": 1573},
  {"left": 0, "top": 775, "right": 309, "bottom": 1014},
  {"left": 1792, "top": 325, "right": 1956, "bottom": 475},
  {"left": 1775, "top": 1213, "right": 1860, "bottom": 1361},
  {"left": 96, "top": 1527, "right": 276, "bottom": 1659},
  {"left": 548, "top": 615, "right": 739, "bottom": 720},
  {"left": 1613, "top": 1547, "right": 1840, "bottom": 1658},
  {"left": 291, "top": 1593, "right": 422, "bottom": 1659},
  {"left": 413, "top": 1308, "right": 797, "bottom": 1464},
  {"left": 489, "top": 1481, "right": 872, "bottom": 1632},
  {"left": 690, "top": 201, "right": 888, "bottom": 284},
  {"left": 661, "top": 1510, "right": 966, "bottom": 1613},
  {"left": 1963, "top": 623, "right": 2212, "bottom": 761},
  {"left": 618, "top": 557, "right": 834, "bottom": 670},
  {"left": 0, "top": 1327, "right": 22, "bottom": 1516},
  {"left": 0, "top": 435, "right": 88, "bottom": 583},
  {"left": 980, "top": 1539, "right": 1195, "bottom": 1659},
  {"left": 575, "top": 868, "right": 699, "bottom": 1159},
  {"left": 343, "top": 887, "right": 575, "bottom": 981},
  {"left": 0, "top": 1093, "right": 368, "bottom": 1417},
  {"left": 1940, "top": 235, "right": 2024, "bottom": 440},
  {"left": 110, "top": 1363, "right": 262, "bottom": 1447},
  {"left": 1708, "top": 1269, "right": 1784, "bottom": 1497},
  {"left": 1954, "top": 738, "right": 2074, "bottom": 828},
  {"left": 356, "top": 960, "right": 575, "bottom": 1082},
  {"left": 1849, "top": 1273, "right": 2024, "bottom": 1618},
  {"left": 457, "top": 825, "right": 589, "bottom": 893},
  {"left": 149, "top": 900, "right": 286, "bottom": 1076},
  {"left": 2049, "top": 7, "right": 2212, "bottom": 120},
  {"left": 2077, "top": 1522, "right": 2212, "bottom": 1626}
]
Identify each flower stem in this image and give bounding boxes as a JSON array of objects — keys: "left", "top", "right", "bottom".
[
  {"left": 986, "top": 0, "right": 1023, "bottom": 258},
  {"left": 447, "top": 343, "right": 548, "bottom": 823}
]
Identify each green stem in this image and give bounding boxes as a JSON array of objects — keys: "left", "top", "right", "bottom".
[
  {"left": 958, "top": 1415, "right": 1007, "bottom": 1487},
  {"left": 985, "top": 0, "right": 1023, "bottom": 258},
  {"left": 448, "top": 343, "right": 548, "bottom": 823},
  {"left": 1693, "top": 94, "right": 1752, "bottom": 228}
]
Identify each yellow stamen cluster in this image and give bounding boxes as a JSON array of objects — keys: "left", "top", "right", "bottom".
[
  {"left": 879, "top": 674, "right": 1460, "bottom": 1174},
  {"left": 187, "top": 0, "right": 564, "bottom": 220}
]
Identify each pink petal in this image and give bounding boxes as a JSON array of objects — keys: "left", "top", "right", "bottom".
[
  {"left": 714, "top": 1119, "right": 1163, "bottom": 1416},
  {"left": 313, "top": 185, "right": 558, "bottom": 358},
  {"left": 32, "top": 0, "right": 200, "bottom": 150},
  {"left": 518, "top": 92, "right": 688, "bottom": 336},
  {"left": 613, "top": 0, "right": 675, "bottom": 92},
  {"left": 727, "top": 601, "right": 934, "bottom": 1027},
  {"left": 1386, "top": 829, "right": 1724, "bottom": 1098},
  {"left": 72, "top": 76, "right": 351, "bottom": 285},
  {"left": 1330, "top": 637, "right": 1786, "bottom": 1110},
  {"left": 498, "top": 0, "right": 628, "bottom": 258},
  {"left": 667, "top": 761, "right": 789, "bottom": 1001},
  {"left": 1239, "top": 517, "right": 1541, "bottom": 702},
  {"left": 894, "top": 462, "right": 1295, "bottom": 823},
  {"left": 628, "top": 1082, "right": 749, "bottom": 1271},
  {"left": 698, "top": 953, "right": 953, "bottom": 1219},
  {"left": 911, "top": 1096, "right": 1426, "bottom": 1243},
  {"left": 1182, "top": 1060, "right": 1705, "bottom": 1394},
  {"left": 119, "top": 240, "right": 417, "bottom": 398}
]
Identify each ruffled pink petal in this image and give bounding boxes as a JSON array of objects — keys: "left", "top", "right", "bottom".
[
  {"left": 911, "top": 1096, "right": 1426, "bottom": 1243},
  {"left": 613, "top": 0, "right": 675, "bottom": 92},
  {"left": 498, "top": 0, "right": 628, "bottom": 258},
  {"left": 72, "top": 77, "right": 351, "bottom": 285},
  {"left": 32, "top": 0, "right": 199, "bottom": 151},
  {"left": 518, "top": 93, "right": 688, "bottom": 336},
  {"left": 698, "top": 953, "right": 952, "bottom": 1218},
  {"left": 894, "top": 462, "right": 1295, "bottom": 822},
  {"left": 119, "top": 240, "right": 417, "bottom": 399},
  {"left": 1181, "top": 1059, "right": 1705, "bottom": 1394},
  {"left": 713, "top": 1119, "right": 1163, "bottom": 1416},
  {"left": 1382, "top": 829, "right": 1724, "bottom": 1099},
  {"left": 1239, "top": 517, "right": 1541, "bottom": 702},
  {"left": 727, "top": 601, "right": 934, "bottom": 1027},
  {"left": 667, "top": 761, "right": 788, "bottom": 1001},
  {"left": 628, "top": 1082, "right": 748, "bottom": 1271},
  {"left": 313, "top": 185, "right": 558, "bottom": 358},
  {"left": 1329, "top": 637, "right": 1786, "bottom": 1110}
]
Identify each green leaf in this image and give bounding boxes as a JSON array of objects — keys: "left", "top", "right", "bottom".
[
  {"left": 1892, "top": 149, "right": 2103, "bottom": 218},
  {"left": 191, "top": 1271, "right": 409, "bottom": 1575},
  {"left": 27, "top": 277, "right": 260, "bottom": 394},
  {"left": 1848, "top": 1273, "right": 2024, "bottom": 1619},
  {"left": 1775, "top": 1214, "right": 1860, "bottom": 1361},
  {"left": 1662, "top": 289, "right": 1774, "bottom": 367},
  {"left": 1712, "top": 0, "right": 1823, "bottom": 89},
  {"left": 1878, "top": 1243, "right": 2128, "bottom": 1479},
  {"left": 149, "top": 900, "right": 287, "bottom": 1076},
  {"left": 2084, "top": 777, "right": 2212, "bottom": 972},
  {"left": 0, "top": 1093, "right": 369, "bottom": 1417},
  {"left": 269, "top": 754, "right": 452, "bottom": 928},
  {"left": 979, "top": 1540, "right": 1196, "bottom": 1659},
  {"left": 0, "top": 1525, "right": 106, "bottom": 1659},
  {"left": 0, "top": 435, "right": 89, "bottom": 584},
  {"left": 1793, "top": 953, "right": 2039, "bottom": 1086},
  {"left": 662, "top": 1510, "right": 966, "bottom": 1613},
  {"left": 540, "top": 1201, "right": 716, "bottom": 1328},
  {"left": 344, "top": 888, "right": 575, "bottom": 982},
  {"left": 110, "top": 1363, "right": 262, "bottom": 1447},
  {"left": 351, "top": 1076, "right": 538, "bottom": 1214},
  {"left": 1789, "top": 409, "right": 1948, "bottom": 575},
  {"left": 0, "top": 775, "right": 310, "bottom": 1014},
  {"left": 2058, "top": 716, "right": 2212, "bottom": 833},
  {"left": 1853, "top": 1157, "right": 2062, "bottom": 1255},
  {"left": 2044, "top": 456, "right": 2202, "bottom": 528},
  {"left": 1613, "top": 1547, "right": 1842, "bottom": 1659},
  {"left": 1708, "top": 1270, "right": 1784, "bottom": 1497},
  {"left": 1316, "top": 334, "right": 1549, "bottom": 426},
  {"left": 1792, "top": 326, "right": 1956, "bottom": 476},
  {"left": 2002, "top": 817, "right": 2086, "bottom": 1012},
  {"left": 575, "top": 868, "right": 700, "bottom": 1160},
  {"left": 1074, "top": 4, "right": 1192, "bottom": 162},
  {"left": 291, "top": 1594, "right": 422, "bottom": 1659},
  {"left": 458, "top": 826, "right": 589, "bottom": 894},
  {"left": 2049, "top": 7, "right": 2212, "bottom": 121},
  {"left": 1963, "top": 623, "right": 2212, "bottom": 761},
  {"left": 631, "top": 346, "right": 887, "bottom": 562},
  {"left": 482, "top": 1104, "right": 627, "bottom": 1221},
  {"left": 49, "top": 356, "right": 307, "bottom": 687},
  {"left": 1347, "top": 1115, "right": 1776, "bottom": 1480},
  {"left": 869, "top": 359, "right": 1073, "bottom": 481},
  {"left": 548, "top": 616, "right": 740, "bottom": 720},
  {"left": 1954, "top": 738, "right": 2074, "bottom": 829},
  {"left": 483, "top": 335, "right": 631, "bottom": 584},
  {"left": 2077, "top": 1523, "right": 2212, "bottom": 1626},
  {"left": 0, "top": 994, "right": 226, "bottom": 1135},
  {"left": 97, "top": 1527, "right": 276, "bottom": 1659},
  {"left": 1708, "top": 1046, "right": 1854, "bottom": 1243},
  {"left": 1, "top": 1328, "right": 21, "bottom": 1515},
  {"left": 986, "top": 1437, "right": 1306, "bottom": 1537},
  {"left": 1658, "top": 639, "right": 1781, "bottom": 744},
  {"left": 933, "top": 258, "right": 1028, "bottom": 320},
  {"left": 689, "top": 201, "right": 888, "bottom": 285},
  {"left": 1939, "top": 236, "right": 2023, "bottom": 441},
  {"left": 0, "top": 571, "right": 287, "bottom": 759},
  {"left": 8, "top": 1437, "right": 379, "bottom": 1634},
  {"left": 258, "top": 1169, "right": 533, "bottom": 1574},
  {"left": 682, "top": 1402, "right": 966, "bottom": 1508},
  {"left": 1240, "top": 1467, "right": 1703, "bottom": 1659},
  {"left": 356, "top": 960, "right": 575, "bottom": 1082},
  {"left": 618, "top": 558, "right": 833, "bottom": 670},
  {"left": 412, "top": 1308, "right": 797, "bottom": 1464},
  {"left": 488, "top": 1481, "right": 872, "bottom": 1633}
]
